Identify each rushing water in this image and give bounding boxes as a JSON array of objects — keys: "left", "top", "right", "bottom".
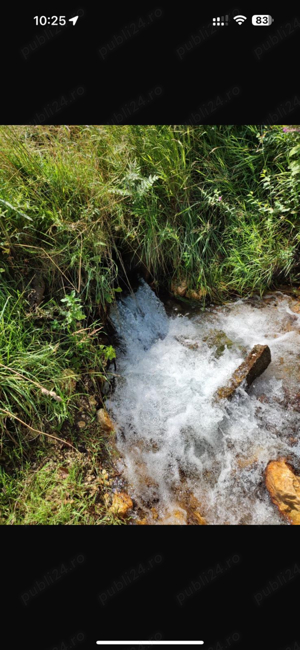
[{"left": 107, "top": 281, "right": 300, "bottom": 525}]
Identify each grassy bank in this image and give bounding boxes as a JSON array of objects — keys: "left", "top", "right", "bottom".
[{"left": 0, "top": 124, "right": 299, "bottom": 524}]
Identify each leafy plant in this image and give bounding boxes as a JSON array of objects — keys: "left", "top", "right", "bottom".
[{"left": 60, "top": 291, "right": 85, "bottom": 328}]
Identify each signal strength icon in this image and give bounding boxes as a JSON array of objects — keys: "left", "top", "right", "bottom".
[
  {"left": 233, "top": 15, "right": 247, "bottom": 25},
  {"left": 212, "top": 15, "right": 229, "bottom": 26}
]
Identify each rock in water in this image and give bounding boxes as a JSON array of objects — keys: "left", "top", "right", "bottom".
[
  {"left": 215, "top": 344, "right": 271, "bottom": 400},
  {"left": 265, "top": 459, "right": 300, "bottom": 525},
  {"left": 203, "top": 329, "right": 235, "bottom": 358},
  {"left": 109, "top": 492, "right": 133, "bottom": 517}
]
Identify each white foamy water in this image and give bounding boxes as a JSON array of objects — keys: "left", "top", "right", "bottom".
[{"left": 107, "top": 281, "right": 300, "bottom": 525}]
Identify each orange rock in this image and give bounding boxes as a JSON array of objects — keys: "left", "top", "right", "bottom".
[
  {"left": 265, "top": 458, "right": 300, "bottom": 525},
  {"left": 96, "top": 408, "right": 115, "bottom": 432},
  {"left": 109, "top": 492, "right": 133, "bottom": 517},
  {"left": 171, "top": 280, "right": 188, "bottom": 297}
]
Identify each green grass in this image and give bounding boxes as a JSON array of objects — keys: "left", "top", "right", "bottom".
[
  {"left": 0, "top": 451, "right": 125, "bottom": 525},
  {"left": 0, "top": 124, "right": 300, "bottom": 523},
  {"left": 1, "top": 125, "right": 299, "bottom": 299},
  {"left": 0, "top": 281, "right": 113, "bottom": 464}
]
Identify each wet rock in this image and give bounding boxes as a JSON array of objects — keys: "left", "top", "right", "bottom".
[
  {"left": 265, "top": 458, "right": 300, "bottom": 525},
  {"left": 215, "top": 344, "right": 271, "bottom": 400},
  {"left": 203, "top": 329, "right": 235, "bottom": 358},
  {"left": 171, "top": 280, "right": 188, "bottom": 297},
  {"left": 109, "top": 492, "right": 133, "bottom": 517},
  {"left": 96, "top": 409, "right": 115, "bottom": 432}
]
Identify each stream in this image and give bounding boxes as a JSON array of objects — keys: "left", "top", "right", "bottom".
[{"left": 107, "top": 280, "right": 300, "bottom": 525}]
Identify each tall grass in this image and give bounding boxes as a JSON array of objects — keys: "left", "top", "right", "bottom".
[{"left": 1, "top": 125, "right": 299, "bottom": 299}]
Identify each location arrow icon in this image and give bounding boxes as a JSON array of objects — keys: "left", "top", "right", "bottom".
[{"left": 69, "top": 15, "right": 79, "bottom": 25}]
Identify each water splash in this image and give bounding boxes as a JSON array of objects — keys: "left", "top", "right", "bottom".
[{"left": 107, "top": 281, "right": 300, "bottom": 525}]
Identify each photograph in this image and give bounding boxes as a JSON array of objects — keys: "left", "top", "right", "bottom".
[
  {"left": 1, "top": 6, "right": 300, "bottom": 650},
  {"left": 1, "top": 124, "right": 300, "bottom": 527}
]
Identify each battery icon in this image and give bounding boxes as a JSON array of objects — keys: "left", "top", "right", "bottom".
[{"left": 252, "top": 15, "right": 274, "bottom": 25}]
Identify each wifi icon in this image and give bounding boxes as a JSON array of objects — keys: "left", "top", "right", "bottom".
[{"left": 233, "top": 15, "right": 247, "bottom": 25}]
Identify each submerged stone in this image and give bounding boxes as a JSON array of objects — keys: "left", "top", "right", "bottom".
[
  {"left": 215, "top": 344, "right": 271, "bottom": 400},
  {"left": 203, "top": 329, "right": 235, "bottom": 358},
  {"left": 265, "top": 459, "right": 300, "bottom": 525}
]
